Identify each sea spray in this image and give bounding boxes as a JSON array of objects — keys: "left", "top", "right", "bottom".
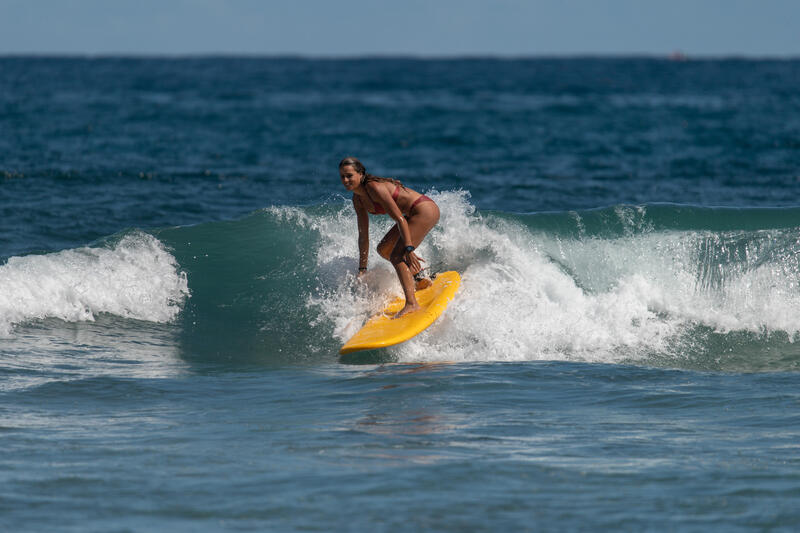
[{"left": 301, "top": 197, "right": 800, "bottom": 364}]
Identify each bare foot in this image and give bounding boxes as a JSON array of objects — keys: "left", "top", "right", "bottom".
[{"left": 393, "top": 304, "right": 421, "bottom": 319}]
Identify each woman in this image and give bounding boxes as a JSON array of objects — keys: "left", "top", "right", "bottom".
[{"left": 339, "top": 156, "right": 440, "bottom": 318}]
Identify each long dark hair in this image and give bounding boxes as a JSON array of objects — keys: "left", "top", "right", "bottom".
[{"left": 338, "top": 157, "right": 404, "bottom": 189}]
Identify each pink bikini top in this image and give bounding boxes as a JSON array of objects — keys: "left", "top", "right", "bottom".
[{"left": 363, "top": 185, "right": 400, "bottom": 215}]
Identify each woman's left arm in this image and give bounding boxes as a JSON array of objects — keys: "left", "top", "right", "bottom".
[
  {"left": 367, "top": 182, "right": 419, "bottom": 271},
  {"left": 368, "top": 183, "right": 414, "bottom": 248}
]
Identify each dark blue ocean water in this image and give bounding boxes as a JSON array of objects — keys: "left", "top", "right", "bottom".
[{"left": 2, "top": 57, "right": 800, "bottom": 531}]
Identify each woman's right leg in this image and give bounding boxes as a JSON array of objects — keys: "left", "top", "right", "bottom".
[
  {"left": 388, "top": 202, "right": 440, "bottom": 317},
  {"left": 376, "top": 225, "right": 400, "bottom": 262},
  {"left": 377, "top": 223, "right": 427, "bottom": 278}
]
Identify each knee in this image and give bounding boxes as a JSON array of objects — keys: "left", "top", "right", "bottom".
[{"left": 376, "top": 242, "right": 392, "bottom": 260}]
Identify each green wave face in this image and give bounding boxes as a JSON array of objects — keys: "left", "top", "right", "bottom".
[{"left": 155, "top": 208, "right": 329, "bottom": 364}]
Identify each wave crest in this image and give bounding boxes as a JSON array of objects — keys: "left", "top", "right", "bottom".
[
  {"left": 304, "top": 196, "right": 800, "bottom": 365},
  {"left": 0, "top": 232, "right": 189, "bottom": 336}
]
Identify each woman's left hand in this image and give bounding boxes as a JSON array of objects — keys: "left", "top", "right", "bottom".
[{"left": 405, "top": 251, "right": 424, "bottom": 275}]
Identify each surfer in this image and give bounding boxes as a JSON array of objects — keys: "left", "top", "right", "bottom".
[{"left": 339, "top": 156, "right": 440, "bottom": 318}]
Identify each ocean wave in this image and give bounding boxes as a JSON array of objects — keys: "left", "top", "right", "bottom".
[
  {"left": 5, "top": 198, "right": 799, "bottom": 370},
  {"left": 0, "top": 232, "right": 189, "bottom": 336}
]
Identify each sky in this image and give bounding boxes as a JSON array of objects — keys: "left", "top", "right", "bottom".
[{"left": 0, "top": 0, "right": 798, "bottom": 57}]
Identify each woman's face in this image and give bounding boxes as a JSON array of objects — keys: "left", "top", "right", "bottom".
[{"left": 339, "top": 165, "right": 363, "bottom": 191}]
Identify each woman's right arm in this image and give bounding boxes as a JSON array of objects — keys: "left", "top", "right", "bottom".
[{"left": 353, "top": 196, "right": 369, "bottom": 274}]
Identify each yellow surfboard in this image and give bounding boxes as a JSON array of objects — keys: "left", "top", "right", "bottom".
[{"left": 339, "top": 271, "right": 461, "bottom": 355}]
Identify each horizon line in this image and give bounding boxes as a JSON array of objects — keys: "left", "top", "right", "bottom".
[{"left": 2, "top": 51, "right": 799, "bottom": 61}]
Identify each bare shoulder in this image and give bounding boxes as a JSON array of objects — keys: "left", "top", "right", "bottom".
[
  {"left": 365, "top": 180, "right": 384, "bottom": 193},
  {"left": 367, "top": 180, "right": 397, "bottom": 199}
]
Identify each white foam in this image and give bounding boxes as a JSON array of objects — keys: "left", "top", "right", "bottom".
[
  {"left": 303, "top": 194, "right": 800, "bottom": 363},
  {"left": 0, "top": 232, "right": 189, "bottom": 336}
]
